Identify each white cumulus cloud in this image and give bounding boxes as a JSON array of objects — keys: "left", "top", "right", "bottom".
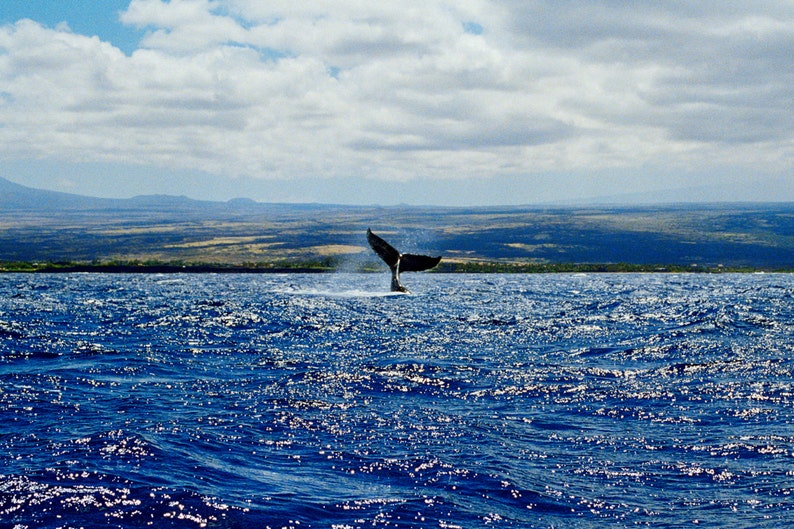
[{"left": 1, "top": 0, "right": 793, "bottom": 196}]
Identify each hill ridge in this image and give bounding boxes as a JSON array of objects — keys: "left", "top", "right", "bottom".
[{"left": 1, "top": 177, "right": 793, "bottom": 269}]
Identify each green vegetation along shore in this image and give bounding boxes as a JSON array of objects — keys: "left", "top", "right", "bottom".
[{"left": 0, "top": 259, "right": 785, "bottom": 274}]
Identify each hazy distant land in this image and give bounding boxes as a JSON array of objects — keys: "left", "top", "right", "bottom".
[{"left": 1, "top": 177, "right": 792, "bottom": 272}]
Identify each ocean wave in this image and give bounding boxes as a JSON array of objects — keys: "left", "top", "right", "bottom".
[{"left": 0, "top": 273, "right": 792, "bottom": 527}]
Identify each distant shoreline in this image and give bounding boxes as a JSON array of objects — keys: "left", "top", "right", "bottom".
[
  {"left": 3, "top": 186, "right": 793, "bottom": 270},
  {"left": 1, "top": 261, "right": 790, "bottom": 274},
  {"left": 0, "top": 263, "right": 330, "bottom": 274}
]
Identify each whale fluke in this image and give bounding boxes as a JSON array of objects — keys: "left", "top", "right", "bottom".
[{"left": 367, "top": 228, "right": 441, "bottom": 292}]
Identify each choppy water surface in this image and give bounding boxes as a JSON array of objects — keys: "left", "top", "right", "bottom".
[{"left": 0, "top": 272, "right": 792, "bottom": 528}]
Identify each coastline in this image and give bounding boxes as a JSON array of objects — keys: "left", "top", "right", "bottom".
[{"left": 1, "top": 260, "right": 788, "bottom": 274}]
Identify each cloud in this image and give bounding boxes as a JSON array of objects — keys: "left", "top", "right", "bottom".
[
  {"left": 121, "top": 0, "right": 248, "bottom": 52},
  {"left": 1, "top": 0, "right": 793, "bottom": 190},
  {"left": 505, "top": 2, "right": 794, "bottom": 147}
]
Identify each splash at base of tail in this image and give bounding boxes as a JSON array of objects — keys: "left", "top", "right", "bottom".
[{"left": 367, "top": 228, "right": 441, "bottom": 293}]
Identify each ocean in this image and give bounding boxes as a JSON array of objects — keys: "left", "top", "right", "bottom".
[{"left": 0, "top": 272, "right": 792, "bottom": 528}]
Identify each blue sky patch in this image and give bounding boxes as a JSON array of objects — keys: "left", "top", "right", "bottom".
[
  {"left": 0, "top": 0, "right": 142, "bottom": 55},
  {"left": 462, "top": 21, "right": 484, "bottom": 35}
]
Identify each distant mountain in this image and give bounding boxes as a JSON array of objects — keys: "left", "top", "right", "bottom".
[
  {"left": 0, "top": 178, "right": 374, "bottom": 221},
  {"left": 0, "top": 177, "right": 256, "bottom": 214},
  {"left": 0, "top": 176, "right": 113, "bottom": 210},
  {"left": 1, "top": 177, "right": 793, "bottom": 269}
]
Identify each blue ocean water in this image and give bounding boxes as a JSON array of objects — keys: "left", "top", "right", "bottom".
[{"left": 0, "top": 272, "right": 792, "bottom": 528}]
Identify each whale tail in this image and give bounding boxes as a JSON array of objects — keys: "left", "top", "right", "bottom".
[{"left": 366, "top": 229, "right": 441, "bottom": 292}]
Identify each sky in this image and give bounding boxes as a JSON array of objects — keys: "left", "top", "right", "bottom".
[{"left": 0, "top": 1, "right": 793, "bottom": 206}]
